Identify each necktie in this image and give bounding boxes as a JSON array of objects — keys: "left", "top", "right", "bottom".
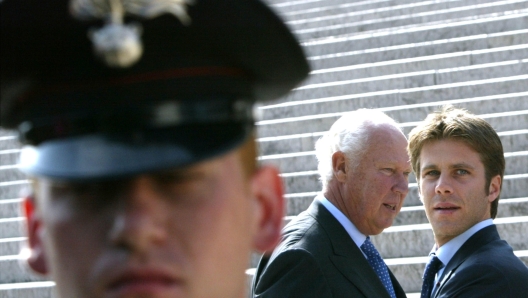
[
  {"left": 360, "top": 236, "right": 397, "bottom": 298},
  {"left": 420, "top": 254, "right": 443, "bottom": 298}
]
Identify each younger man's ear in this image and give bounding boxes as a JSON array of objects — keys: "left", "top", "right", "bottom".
[
  {"left": 22, "top": 196, "right": 48, "bottom": 275},
  {"left": 250, "top": 166, "right": 285, "bottom": 254},
  {"left": 488, "top": 175, "right": 502, "bottom": 202}
]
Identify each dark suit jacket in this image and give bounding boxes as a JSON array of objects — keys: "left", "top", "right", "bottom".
[
  {"left": 433, "top": 224, "right": 528, "bottom": 298},
  {"left": 252, "top": 199, "right": 406, "bottom": 297}
]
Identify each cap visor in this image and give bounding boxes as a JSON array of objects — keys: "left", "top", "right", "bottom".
[{"left": 19, "top": 123, "right": 251, "bottom": 181}]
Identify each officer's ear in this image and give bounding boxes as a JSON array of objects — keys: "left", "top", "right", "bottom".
[
  {"left": 22, "top": 195, "right": 49, "bottom": 275},
  {"left": 250, "top": 165, "right": 284, "bottom": 253}
]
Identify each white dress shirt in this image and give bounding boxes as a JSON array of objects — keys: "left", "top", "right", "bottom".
[{"left": 317, "top": 195, "right": 368, "bottom": 257}]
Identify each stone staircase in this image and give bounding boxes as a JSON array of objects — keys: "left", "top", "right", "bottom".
[{"left": 1, "top": 0, "right": 527, "bottom": 297}]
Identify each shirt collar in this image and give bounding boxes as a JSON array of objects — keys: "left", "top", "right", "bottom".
[
  {"left": 432, "top": 218, "right": 494, "bottom": 266},
  {"left": 317, "top": 195, "right": 367, "bottom": 249}
]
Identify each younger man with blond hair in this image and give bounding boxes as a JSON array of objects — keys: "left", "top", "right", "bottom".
[{"left": 408, "top": 105, "right": 528, "bottom": 298}]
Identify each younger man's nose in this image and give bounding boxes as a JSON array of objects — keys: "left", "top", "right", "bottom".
[{"left": 435, "top": 175, "right": 453, "bottom": 195}]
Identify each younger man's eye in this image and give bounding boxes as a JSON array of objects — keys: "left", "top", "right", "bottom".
[{"left": 423, "top": 170, "right": 439, "bottom": 177}]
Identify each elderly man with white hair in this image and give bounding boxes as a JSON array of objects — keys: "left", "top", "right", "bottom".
[{"left": 252, "top": 109, "right": 411, "bottom": 298}]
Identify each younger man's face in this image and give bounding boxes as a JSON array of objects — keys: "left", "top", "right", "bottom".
[
  {"left": 418, "top": 139, "right": 501, "bottom": 247},
  {"left": 24, "top": 145, "right": 284, "bottom": 298}
]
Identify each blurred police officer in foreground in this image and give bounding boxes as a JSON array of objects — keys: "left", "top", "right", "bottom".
[{"left": 0, "top": 0, "right": 309, "bottom": 297}]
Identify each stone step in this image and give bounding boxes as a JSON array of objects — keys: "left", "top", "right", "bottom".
[
  {"left": 0, "top": 149, "right": 20, "bottom": 166},
  {"left": 264, "top": 150, "right": 528, "bottom": 177},
  {"left": 279, "top": 58, "right": 528, "bottom": 103},
  {"left": 308, "top": 29, "right": 528, "bottom": 70},
  {"left": 260, "top": 96, "right": 528, "bottom": 155},
  {"left": 302, "top": 11, "right": 528, "bottom": 56},
  {"left": 0, "top": 281, "right": 55, "bottom": 298},
  {"left": 0, "top": 181, "right": 29, "bottom": 202},
  {"left": 0, "top": 167, "right": 25, "bottom": 184},
  {"left": 257, "top": 75, "right": 528, "bottom": 120},
  {"left": 281, "top": 0, "right": 514, "bottom": 23},
  {"left": 0, "top": 131, "right": 16, "bottom": 138},
  {"left": 0, "top": 237, "right": 25, "bottom": 257},
  {"left": 0, "top": 217, "right": 24, "bottom": 239},
  {"left": 269, "top": 0, "right": 424, "bottom": 16},
  {"left": 258, "top": 102, "right": 528, "bottom": 138},
  {"left": 0, "top": 137, "right": 21, "bottom": 151},
  {"left": 0, "top": 198, "right": 21, "bottom": 218},
  {"left": 501, "top": 131, "right": 528, "bottom": 153},
  {"left": 301, "top": 43, "right": 528, "bottom": 87},
  {"left": 261, "top": 75, "right": 528, "bottom": 122},
  {"left": 258, "top": 124, "right": 528, "bottom": 156},
  {"left": 401, "top": 110, "right": 528, "bottom": 135},
  {"left": 0, "top": 255, "right": 46, "bottom": 284},
  {"left": 290, "top": 0, "right": 528, "bottom": 39}
]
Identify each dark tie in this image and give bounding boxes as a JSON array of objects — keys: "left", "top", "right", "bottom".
[
  {"left": 360, "top": 236, "right": 397, "bottom": 298},
  {"left": 421, "top": 254, "right": 443, "bottom": 298}
]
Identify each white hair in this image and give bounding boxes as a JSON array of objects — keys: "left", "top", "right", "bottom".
[{"left": 314, "top": 109, "right": 403, "bottom": 192}]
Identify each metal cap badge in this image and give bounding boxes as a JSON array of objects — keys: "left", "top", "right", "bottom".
[{"left": 70, "top": 0, "right": 193, "bottom": 67}]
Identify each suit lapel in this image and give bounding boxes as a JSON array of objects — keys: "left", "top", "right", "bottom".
[
  {"left": 308, "top": 200, "right": 392, "bottom": 298},
  {"left": 251, "top": 254, "right": 270, "bottom": 296},
  {"left": 390, "top": 270, "right": 407, "bottom": 298},
  {"left": 432, "top": 225, "right": 500, "bottom": 298}
]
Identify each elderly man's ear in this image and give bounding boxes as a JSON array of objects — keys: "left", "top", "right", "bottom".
[
  {"left": 332, "top": 151, "right": 348, "bottom": 182},
  {"left": 22, "top": 196, "right": 49, "bottom": 275},
  {"left": 250, "top": 166, "right": 285, "bottom": 254}
]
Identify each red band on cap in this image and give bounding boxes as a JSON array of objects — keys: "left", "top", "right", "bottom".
[{"left": 19, "top": 66, "right": 248, "bottom": 102}]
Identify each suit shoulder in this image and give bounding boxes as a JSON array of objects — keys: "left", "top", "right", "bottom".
[
  {"left": 278, "top": 211, "right": 331, "bottom": 252},
  {"left": 465, "top": 239, "right": 527, "bottom": 271},
  {"left": 441, "top": 243, "right": 528, "bottom": 297},
  {"left": 253, "top": 248, "right": 333, "bottom": 297}
]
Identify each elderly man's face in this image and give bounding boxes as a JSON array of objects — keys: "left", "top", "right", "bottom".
[
  {"left": 342, "top": 127, "right": 411, "bottom": 236},
  {"left": 24, "top": 146, "right": 284, "bottom": 298}
]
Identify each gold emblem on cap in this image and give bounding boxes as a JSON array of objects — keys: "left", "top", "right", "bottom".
[{"left": 70, "top": 0, "right": 193, "bottom": 68}]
